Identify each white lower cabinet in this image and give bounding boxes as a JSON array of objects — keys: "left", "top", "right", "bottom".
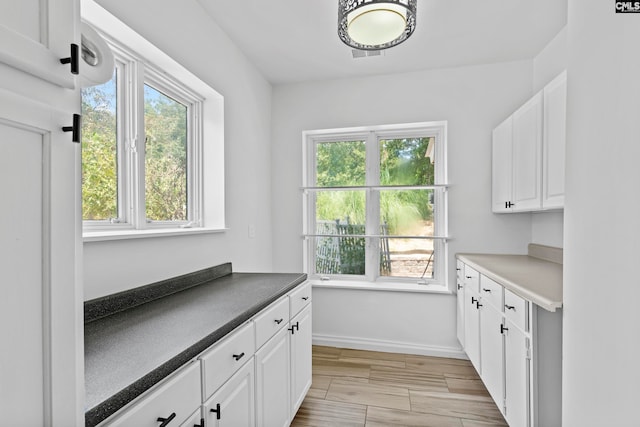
[
  {"left": 480, "top": 302, "right": 504, "bottom": 411},
  {"left": 455, "top": 260, "right": 465, "bottom": 347},
  {"left": 457, "top": 262, "right": 561, "bottom": 427},
  {"left": 503, "top": 320, "right": 529, "bottom": 427},
  {"left": 98, "top": 281, "right": 312, "bottom": 427},
  {"left": 290, "top": 304, "right": 313, "bottom": 416},
  {"left": 256, "top": 327, "right": 291, "bottom": 427},
  {"left": 204, "top": 359, "right": 255, "bottom": 427}
]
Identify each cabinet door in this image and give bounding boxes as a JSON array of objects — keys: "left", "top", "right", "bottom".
[
  {"left": 542, "top": 71, "right": 567, "bottom": 209},
  {"left": 463, "top": 288, "right": 481, "bottom": 374},
  {"left": 0, "top": 0, "right": 76, "bottom": 88},
  {"left": 255, "top": 327, "right": 291, "bottom": 427},
  {"left": 504, "top": 322, "right": 530, "bottom": 427},
  {"left": 480, "top": 305, "right": 504, "bottom": 413},
  {"left": 290, "top": 305, "right": 312, "bottom": 417},
  {"left": 204, "top": 359, "right": 256, "bottom": 427},
  {"left": 512, "top": 92, "right": 543, "bottom": 211},
  {"left": 0, "top": 88, "right": 81, "bottom": 426},
  {"left": 492, "top": 116, "right": 514, "bottom": 212},
  {"left": 456, "top": 277, "right": 465, "bottom": 347}
]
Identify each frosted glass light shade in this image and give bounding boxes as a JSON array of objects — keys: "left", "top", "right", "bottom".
[
  {"left": 347, "top": 4, "right": 406, "bottom": 46},
  {"left": 338, "top": 0, "right": 417, "bottom": 50}
]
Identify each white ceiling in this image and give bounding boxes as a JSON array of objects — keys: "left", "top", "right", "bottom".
[{"left": 196, "top": 0, "right": 567, "bottom": 86}]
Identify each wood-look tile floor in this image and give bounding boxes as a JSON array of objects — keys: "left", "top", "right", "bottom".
[{"left": 291, "top": 346, "right": 508, "bottom": 427}]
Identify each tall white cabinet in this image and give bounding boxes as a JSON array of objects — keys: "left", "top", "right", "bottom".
[{"left": 0, "top": 1, "right": 83, "bottom": 425}]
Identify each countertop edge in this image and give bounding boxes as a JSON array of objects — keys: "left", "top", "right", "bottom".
[
  {"left": 85, "top": 272, "right": 307, "bottom": 427},
  {"left": 456, "top": 253, "right": 562, "bottom": 312}
]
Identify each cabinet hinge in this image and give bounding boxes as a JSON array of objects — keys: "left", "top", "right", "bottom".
[{"left": 526, "top": 347, "right": 532, "bottom": 361}]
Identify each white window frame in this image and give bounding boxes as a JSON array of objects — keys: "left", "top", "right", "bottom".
[
  {"left": 302, "top": 122, "right": 449, "bottom": 292},
  {"left": 81, "top": 0, "right": 225, "bottom": 241}
]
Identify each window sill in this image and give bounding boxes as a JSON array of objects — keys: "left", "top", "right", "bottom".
[
  {"left": 308, "top": 278, "right": 452, "bottom": 294},
  {"left": 83, "top": 227, "right": 228, "bottom": 243}
]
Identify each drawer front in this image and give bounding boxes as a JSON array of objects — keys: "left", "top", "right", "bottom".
[
  {"left": 254, "top": 296, "right": 289, "bottom": 350},
  {"left": 200, "top": 321, "right": 255, "bottom": 401},
  {"left": 289, "top": 282, "right": 312, "bottom": 317},
  {"left": 504, "top": 289, "right": 528, "bottom": 332},
  {"left": 479, "top": 275, "right": 503, "bottom": 310},
  {"left": 103, "top": 361, "right": 201, "bottom": 427},
  {"left": 463, "top": 266, "right": 480, "bottom": 293}
]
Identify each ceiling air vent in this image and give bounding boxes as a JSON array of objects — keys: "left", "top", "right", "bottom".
[{"left": 351, "top": 49, "right": 385, "bottom": 59}]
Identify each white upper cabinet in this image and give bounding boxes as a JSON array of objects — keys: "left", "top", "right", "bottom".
[
  {"left": 492, "top": 72, "right": 566, "bottom": 213},
  {"left": 542, "top": 71, "right": 567, "bottom": 209},
  {"left": 0, "top": 0, "right": 77, "bottom": 88}
]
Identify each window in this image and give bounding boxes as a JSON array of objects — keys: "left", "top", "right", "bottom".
[
  {"left": 303, "top": 123, "right": 448, "bottom": 288},
  {"left": 79, "top": 12, "right": 225, "bottom": 239}
]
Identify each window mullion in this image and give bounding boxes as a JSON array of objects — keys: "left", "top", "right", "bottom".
[
  {"left": 132, "top": 61, "right": 146, "bottom": 229},
  {"left": 365, "top": 131, "right": 380, "bottom": 281}
]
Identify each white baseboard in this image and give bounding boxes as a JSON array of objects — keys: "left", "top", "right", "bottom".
[{"left": 312, "top": 333, "right": 468, "bottom": 360}]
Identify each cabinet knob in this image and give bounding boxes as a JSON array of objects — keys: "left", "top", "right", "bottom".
[
  {"left": 500, "top": 324, "right": 509, "bottom": 334},
  {"left": 157, "top": 413, "right": 176, "bottom": 427},
  {"left": 475, "top": 301, "right": 483, "bottom": 309},
  {"left": 471, "top": 297, "right": 477, "bottom": 304},
  {"left": 210, "top": 403, "right": 221, "bottom": 420},
  {"left": 232, "top": 352, "right": 245, "bottom": 361},
  {"left": 482, "top": 288, "right": 491, "bottom": 293},
  {"left": 505, "top": 304, "right": 516, "bottom": 311},
  {"left": 274, "top": 318, "right": 284, "bottom": 324},
  {"left": 302, "top": 296, "right": 309, "bottom": 301},
  {"left": 456, "top": 268, "right": 461, "bottom": 271},
  {"left": 193, "top": 418, "right": 205, "bottom": 427},
  {"left": 457, "top": 284, "right": 463, "bottom": 290},
  {"left": 465, "top": 276, "right": 472, "bottom": 279}
]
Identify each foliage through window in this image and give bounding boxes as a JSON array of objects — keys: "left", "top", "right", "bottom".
[
  {"left": 304, "top": 124, "right": 447, "bottom": 286},
  {"left": 81, "top": 43, "right": 203, "bottom": 231}
]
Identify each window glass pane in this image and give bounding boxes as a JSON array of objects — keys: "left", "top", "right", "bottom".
[
  {"left": 380, "top": 238, "right": 435, "bottom": 278},
  {"left": 315, "top": 190, "right": 366, "bottom": 275},
  {"left": 380, "top": 189, "right": 434, "bottom": 277},
  {"left": 316, "top": 140, "right": 366, "bottom": 187},
  {"left": 81, "top": 69, "right": 118, "bottom": 220},
  {"left": 380, "top": 137, "right": 434, "bottom": 186},
  {"left": 144, "top": 84, "right": 188, "bottom": 221}
]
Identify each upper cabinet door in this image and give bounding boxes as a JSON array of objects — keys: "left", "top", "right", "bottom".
[
  {"left": 492, "top": 117, "right": 514, "bottom": 213},
  {"left": 0, "top": 0, "right": 77, "bottom": 88},
  {"left": 542, "top": 71, "right": 567, "bottom": 209},
  {"left": 511, "top": 92, "right": 543, "bottom": 212}
]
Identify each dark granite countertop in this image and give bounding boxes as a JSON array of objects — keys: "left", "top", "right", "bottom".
[{"left": 84, "top": 267, "right": 306, "bottom": 426}]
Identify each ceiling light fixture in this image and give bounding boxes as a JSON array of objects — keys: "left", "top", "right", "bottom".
[{"left": 338, "top": 0, "right": 417, "bottom": 51}]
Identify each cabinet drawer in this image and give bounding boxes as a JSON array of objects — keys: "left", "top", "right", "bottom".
[
  {"left": 504, "top": 289, "right": 528, "bottom": 332},
  {"left": 200, "top": 321, "right": 255, "bottom": 401},
  {"left": 103, "top": 361, "right": 201, "bottom": 427},
  {"left": 463, "top": 266, "right": 480, "bottom": 293},
  {"left": 254, "top": 296, "right": 289, "bottom": 350},
  {"left": 479, "top": 275, "right": 503, "bottom": 310},
  {"left": 289, "top": 282, "right": 312, "bottom": 317}
]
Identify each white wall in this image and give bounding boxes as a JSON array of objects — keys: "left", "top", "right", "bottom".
[
  {"left": 563, "top": 1, "right": 640, "bottom": 425},
  {"left": 84, "top": 0, "right": 274, "bottom": 299},
  {"left": 531, "top": 26, "right": 568, "bottom": 248},
  {"left": 271, "top": 61, "right": 535, "bottom": 355}
]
